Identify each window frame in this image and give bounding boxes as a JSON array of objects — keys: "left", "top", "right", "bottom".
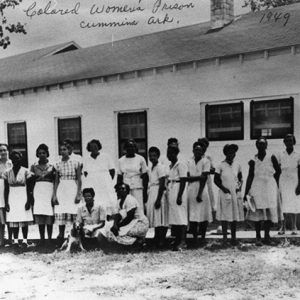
[
  {"left": 7, "top": 121, "right": 28, "bottom": 167},
  {"left": 205, "top": 101, "right": 244, "bottom": 141},
  {"left": 117, "top": 110, "right": 148, "bottom": 160},
  {"left": 57, "top": 116, "right": 82, "bottom": 155},
  {"left": 250, "top": 97, "right": 294, "bottom": 140}
]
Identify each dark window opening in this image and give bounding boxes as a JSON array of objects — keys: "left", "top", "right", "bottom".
[
  {"left": 58, "top": 117, "right": 82, "bottom": 155},
  {"left": 250, "top": 98, "right": 294, "bottom": 139},
  {"left": 118, "top": 111, "right": 148, "bottom": 160},
  {"left": 7, "top": 122, "right": 28, "bottom": 167},
  {"left": 205, "top": 102, "right": 244, "bottom": 141}
]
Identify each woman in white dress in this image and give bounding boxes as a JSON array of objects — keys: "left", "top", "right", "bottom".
[
  {"left": 52, "top": 144, "right": 82, "bottom": 244},
  {"left": 0, "top": 143, "right": 12, "bottom": 246},
  {"left": 83, "top": 139, "right": 117, "bottom": 215},
  {"left": 117, "top": 139, "right": 148, "bottom": 214},
  {"left": 3, "top": 150, "right": 34, "bottom": 247},
  {"left": 214, "top": 144, "right": 244, "bottom": 246},
  {"left": 146, "top": 146, "right": 168, "bottom": 248},
  {"left": 278, "top": 134, "right": 300, "bottom": 234},
  {"left": 244, "top": 137, "right": 281, "bottom": 246},
  {"left": 167, "top": 145, "right": 188, "bottom": 251},
  {"left": 186, "top": 141, "right": 212, "bottom": 245},
  {"left": 104, "top": 183, "right": 149, "bottom": 246},
  {"left": 30, "top": 144, "right": 55, "bottom": 244}
]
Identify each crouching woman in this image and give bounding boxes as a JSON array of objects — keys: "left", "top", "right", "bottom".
[
  {"left": 76, "top": 188, "right": 106, "bottom": 242},
  {"left": 105, "top": 183, "right": 149, "bottom": 246}
]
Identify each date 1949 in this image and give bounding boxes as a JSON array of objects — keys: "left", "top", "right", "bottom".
[{"left": 259, "top": 11, "right": 290, "bottom": 26}]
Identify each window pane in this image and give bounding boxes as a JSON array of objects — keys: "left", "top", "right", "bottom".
[
  {"left": 58, "top": 117, "right": 82, "bottom": 155},
  {"left": 7, "top": 122, "right": 28, "bottom": 167},
  {"left": 118, "top": 112, "right": 147, "bottom": 159},
  {"left": 206, "top": 103, "right": 243, "bottom": 141},
  {"left": 251, "top": 98, "right": 293, "bottom": 139}
]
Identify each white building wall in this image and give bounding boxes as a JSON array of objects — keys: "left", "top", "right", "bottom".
[{"left": 0, "top": 51, "right": 300, "bottom": 179}]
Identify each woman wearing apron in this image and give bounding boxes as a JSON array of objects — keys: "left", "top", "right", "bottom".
[
  {"left": 52, "top": 143, "right": 82, "bottom": 244},
  {"left": 0, "top": 143, "right": 12, "bottom": 246},
  {"left": 31, "top": 144, "right": 55, "bottom": 244},
  {"left": 83, "top": 139, "right": 117, "bottom": 215},
  {"left": 3, "top": 150, "right": 34, "bottom": 247}
]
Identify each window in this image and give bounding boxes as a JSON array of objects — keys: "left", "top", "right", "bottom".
[
  {"left": 250, "top": 98, "right": 293, "bottom": 139},
  {"left": 118, "top": 111, "right": 148, "bottom": 160},
  {"left": 205, "top": 102, "right": 244, "bottom": 141},
  {"left": 58, "top": 117, "right": 82, "bottom": 155},
  {"left": 7, "top": 122, "right": 28, "bottom": 167}
]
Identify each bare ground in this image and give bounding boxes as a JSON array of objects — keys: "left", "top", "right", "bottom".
[{"left": 0, "top": 241, "right": 299, "bottom": 300}]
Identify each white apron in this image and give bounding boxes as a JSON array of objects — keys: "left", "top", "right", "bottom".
[
  {"left": 167, "top": 181, "right": 188, "bottom": 226},
  {"left": 55, "top": 180, "right": 78, "bottom": 215},
  {"left": 33, "top": 181, "right": 54, "bottom": 216},
  {"left": 0, "top": 179, "right": 5, "bottom": 208},
  {"left": 6, "top": 186, "right": 33, "bottom": 222}
]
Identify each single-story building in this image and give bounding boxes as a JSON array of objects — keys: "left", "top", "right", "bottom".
[{"left": 0, "top": 0, "right": 300, "bottom": 178}]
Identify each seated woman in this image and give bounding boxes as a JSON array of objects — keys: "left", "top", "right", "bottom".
[
  {"left": 76, "top": 188, "right": 106, "bottom": 241},
  {"left": 104, "top": 183, "right": 149, "bottom": 246}
]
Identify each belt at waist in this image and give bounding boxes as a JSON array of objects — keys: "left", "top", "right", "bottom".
[{"left": 167, "top": 179, "right": 180, "bottom": 184}]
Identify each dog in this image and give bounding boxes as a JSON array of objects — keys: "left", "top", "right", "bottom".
[{"left": 60, "top": 222, "right": 86, "bottom": 253}]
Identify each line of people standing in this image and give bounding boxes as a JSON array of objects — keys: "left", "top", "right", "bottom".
[{"left": 0, "top": 134, "right": 299, "bottom": 250}]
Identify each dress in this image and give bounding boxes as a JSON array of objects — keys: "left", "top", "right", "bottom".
[
  {"left": 247, "top": 154, "right": 281, "bottom": 223},
  {"left": 146, "top": 162, "right": 168, "bottom": 228},
  {"left": 215, "top": 161, "right": 244, "bottom": 222},
  {"left": 83, "top": 153, "right": 117, "bottom": 215},
  {"left": 76, "top": 204, "right": 106, "bottom": 238},
  {"left": 104, "top": 194, "right": 149, "bottom": 245},
  {"left": 31, "top": 162, "right": 55, "bottom": 224},
  {"left": 55, "top": 158, "right": 81, "bottom": 225},
  {"left": 118, "top": 154, "right": 148, "bottom": 212},
  {"left": 0, "top": 160, "right": 12, "bottom": 224},
  {"left": 3, "top": 167, "right": 34, "bottom": 227},
  {"left": 278, "top": 150, "right": 300, "bottom": 213},
  {"left": 187, "top": 157, "right": 213, "bottom": 223},
  {"left": 167, "top": 161, "right": 188, "bottom": 226}
]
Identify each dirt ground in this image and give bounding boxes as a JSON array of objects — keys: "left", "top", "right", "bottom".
[{"left": 0, "top": 240, "right": 299, "bottom": 300}]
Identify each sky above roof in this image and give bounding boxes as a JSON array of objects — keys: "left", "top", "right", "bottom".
[{"left": 0, "top": 0, "right": 248, "bottom": 59}]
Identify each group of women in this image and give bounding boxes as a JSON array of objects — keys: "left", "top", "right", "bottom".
[{"left": 0, "top": 134, "right": 299, "bottom": 251}]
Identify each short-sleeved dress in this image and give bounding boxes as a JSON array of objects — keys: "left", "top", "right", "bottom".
[
  {"left": 76, "top": 204, "right": 106, "bottom": 238},
  {"left": 118, "top": 154, "right": 148, "bottom": 212},
  {"left": 83, "top": 153, "right": 117, "bottom": 214},
  {"left": 278, "top": 150, "right": 300, "bottom": 213},
  {"left": 3, "top": 167, "right": 34, "bottom": 227},
  {"left": 146, "top": 162, "right": 168, "bottom": 228},
  {"left": 0, "top": 159, "right": 12, "bottom": 224},
  {"left": 31, "top": 162, "right": 55, "bottom": 224},
  {"left": 55, "top": 158, "right": 81, "bottom": 224},
  {"left": 247, "top": 154, "right": 281, "bottom": 222},
  {"left": 187, "top": 157, "right": 213, "bottom": 223},
  {"left": 167, "top": 161, "right": 188, "bottom": 226},
  {"left": 215, "top": 161, "right": 244, "bottom": 222},
  {"left": 104, "top": 194, "right": 149, "bottom": 245}
]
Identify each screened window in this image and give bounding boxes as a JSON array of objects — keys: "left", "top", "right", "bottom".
[
  {"left": 58, "top": 117, "right": 82, "bottom": 155},
  {"left": 7, "top": 122, "right": 28, "bottom": 167},
  {"left": 250, "top": 98, "right": 293, "bottom": 139},
  {"left": 118, "top": 111, "right": 148, "bottom": 159},
  {"left": 205, "top": 102, "right": 244, "bottom": 141}
]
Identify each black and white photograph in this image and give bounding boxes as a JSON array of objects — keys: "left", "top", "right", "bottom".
[{"left": 0, "top": 0, "right": 300, "bottom": 299}]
